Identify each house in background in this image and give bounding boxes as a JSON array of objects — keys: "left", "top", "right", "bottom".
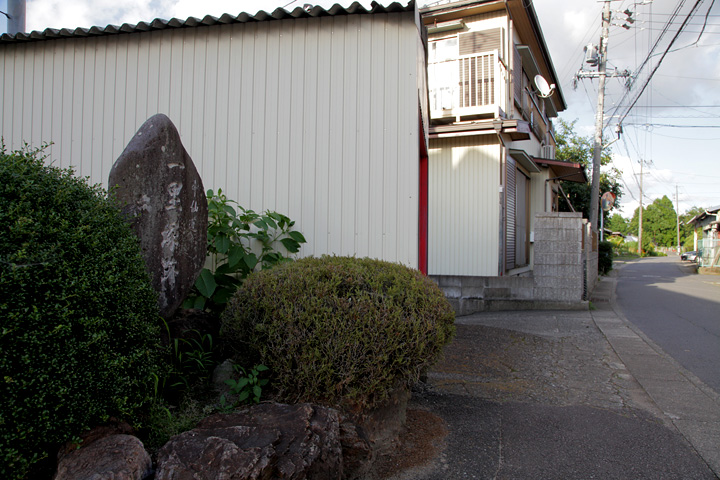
[
  {"left": 0, "top": 2, "right": 430, "bottom": 271},
  {"left": 421, "top": 0, "right": 587, "bottom": 277},
  {"left": 688, "top": 206, "right": 720, "bottom": 268}
]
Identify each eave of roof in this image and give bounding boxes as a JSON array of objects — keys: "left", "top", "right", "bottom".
[
  {"left": 534, "top": 157, "right": 587, "bottom": 184},
  {"left": 0, "top": 1, "right": 414, "bottom": 44}
]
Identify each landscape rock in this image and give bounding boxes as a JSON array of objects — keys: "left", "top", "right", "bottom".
[
  {"left": 155, "top": 403, "right": 342, "bottom": 480},
  {"left": 108, "top": 114, "right": 208, "bottom": 319},
  {"left": 54, "top": 434, "right": 152, "bottom": 480}
]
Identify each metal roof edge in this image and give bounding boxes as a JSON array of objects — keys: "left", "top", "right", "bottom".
[{"left": 0, "top": 1, "right": 415, "bottom": 44}]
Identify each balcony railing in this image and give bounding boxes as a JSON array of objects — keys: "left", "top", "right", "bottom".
[{"left": 428, "top": 50, "right": 505, "bottom": 119}]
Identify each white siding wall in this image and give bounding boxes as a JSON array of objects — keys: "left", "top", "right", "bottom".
[
  {"left": 0, "top": 12, "right": 422, "bottom": 267},
  {"left": 428, "top": 135, "right": 501, "bottom": 276}
]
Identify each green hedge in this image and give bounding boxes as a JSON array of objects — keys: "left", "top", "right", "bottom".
[
  {"left": 0, "top": 146, "right": 163, "bottom": 479},
  {"left": 221, "top": 256, "right": 456, "bottom": 410},
  {"left": 598, "top": 240, "right": 613, "bottom": 274}
]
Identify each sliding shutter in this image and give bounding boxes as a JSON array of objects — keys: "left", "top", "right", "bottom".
[{"left": 505, "top": 157, "right": 516, "bottom": 271}]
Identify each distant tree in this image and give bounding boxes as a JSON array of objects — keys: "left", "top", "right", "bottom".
[
  {"left": 607, "top": 213, "right": 629, "bottom": 234},
  {"left": 554, "top": 119, "right": 623, "bottom": 229},
  {"left": 628, "top": 196, "right": 678, "bottom": 248}
]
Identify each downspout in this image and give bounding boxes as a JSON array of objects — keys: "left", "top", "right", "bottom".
[{"left": 498, "top": 131, "right": 507, "bottom": 276}]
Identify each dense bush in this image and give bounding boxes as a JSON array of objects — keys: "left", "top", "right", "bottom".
[
  {"left": 0, "top": 146, "right": 164, "bottom": 479},
  {"left": 598, "top": 240, "right": 613, "bottom": 275},
  {"left": 221, "top": 256, "right": 456, "bottom": 410}
]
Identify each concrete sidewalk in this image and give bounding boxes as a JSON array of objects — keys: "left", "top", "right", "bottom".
[{"left": 388, "top": 269, "right": 720, "bottom": 479}]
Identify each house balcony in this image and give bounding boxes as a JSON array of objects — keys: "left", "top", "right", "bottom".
[{"left": 428, "top": 50, "right": 507, "bottom": 121}]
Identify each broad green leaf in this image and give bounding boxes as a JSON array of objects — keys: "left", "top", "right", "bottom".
[
  {"left": 243, "top": 253, "right": 258, "bottom": 270},
  {"left": 288, "top": 231, "right": 306, "bottom": 243},
  {"left": 213, "top": 287, "right": 235, "bottom": 304},
  {"left": 228, "top": 245, "right": 245, "bottom": 268},
  {"left": 280, "top": 238, "right": 300, "bottom": 253},
  {"left": 195, "top": 269, "right": 217, "bottom": 298},
  {"left": 255, "top": 364, "right": 269, "bottom": 372},
  {"left": 223, "top": 204, "right": 236, "bottom": 216},
  {"left": 192, "top": 295, "right": 206, "bottom": 310},
  {"left": 215, "top": 234, "right": 230, "bottom": 254}
]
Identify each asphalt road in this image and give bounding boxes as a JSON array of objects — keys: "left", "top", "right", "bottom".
[{"left": 615, "top": 255, "right": 720, "bottom": 395}]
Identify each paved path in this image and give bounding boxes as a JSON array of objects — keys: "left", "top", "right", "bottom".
[{"left": 388, "top": 266, "right": 720, "bottom": 479}]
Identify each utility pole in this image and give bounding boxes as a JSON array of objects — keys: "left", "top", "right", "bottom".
[
  {"left": 638, "top": 163, "right": 644, "bottom": 256},
  {"left": 676, "top": 184, "right": 680, "bottom": 253},
  {"left": 589, "top": 0, "right": 611, "bottom": 233},
  {"left": 575, "top": 2, "right": 631, "bottom": 232}
]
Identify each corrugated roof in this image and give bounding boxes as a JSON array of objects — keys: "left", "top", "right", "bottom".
[{"left": 0, "top": 1, "right": 414, "bottom": 44}]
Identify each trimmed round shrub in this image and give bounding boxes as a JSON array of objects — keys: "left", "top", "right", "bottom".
[
  {"left": 0, "top": 146, "right": 164, "bottom": 479},
  {"left": 221, "top": 256, "right": 456, "bottom": 410}
]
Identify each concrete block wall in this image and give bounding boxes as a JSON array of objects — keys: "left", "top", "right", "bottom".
[{"left": 533, "top": 212, "right": 584, "bottom": 302}]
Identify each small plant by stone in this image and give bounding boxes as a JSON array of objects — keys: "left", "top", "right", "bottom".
[
  {"left": 218, "top": 364, "right": 269, "bottom": 412},
  {"left": 184, "top": 189, "right": 306, "bottom": 314}
]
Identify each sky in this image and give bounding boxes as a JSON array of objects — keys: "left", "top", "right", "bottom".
[{"left": 2, "top": 0, "right": 718, "bottom": 217}]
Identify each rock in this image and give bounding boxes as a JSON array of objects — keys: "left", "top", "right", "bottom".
[
  {"left": 108, "top": 114, "right": 208, "bottom": 319},
  {"left": 155, "top": 403, "right": 342, "bottom": 480},
  {"left": 54, "top": 434, "right": 152, "bottom": 480},
  {"left": 56, "top": 419, "right": 134, "bottom": 459},
  {"left": 212, "top": 358, "right": 236, "bottom": 394}
]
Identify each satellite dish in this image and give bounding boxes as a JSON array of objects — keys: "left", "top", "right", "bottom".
[{"left": 534, "top": 75, "right": 555, "bottom": 98}]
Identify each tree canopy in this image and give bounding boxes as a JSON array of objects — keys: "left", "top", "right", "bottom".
[{"left": 554, "top": 119, "right": 623, "bottom": 229}]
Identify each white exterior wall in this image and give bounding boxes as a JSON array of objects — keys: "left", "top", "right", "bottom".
[
  {"left": 428, "top": 135, "right": 501, "bottom": 276},
  {"left": 0, "top": 12, "right": 423, "bottom": 267}
]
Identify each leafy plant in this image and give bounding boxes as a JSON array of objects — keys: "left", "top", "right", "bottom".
[
  {"left": 184, "top": 189, "right": 306, "bottom": 314},
  {"left": 168, "top": 330, "right": 217, "bottom": 393},
  {"left": 218, "top": 364, "right": 270, "bottom": 412}
]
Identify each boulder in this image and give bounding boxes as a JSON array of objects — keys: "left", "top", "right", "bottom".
[
  {"left": 108, "top": 114, "right": 208, "bottom": 319},
  {"left": 54, "top": 434, "right": 152, "bottom": 480},
  {"left": 155, "top": 403, "right": 342, "bottom": 480}
]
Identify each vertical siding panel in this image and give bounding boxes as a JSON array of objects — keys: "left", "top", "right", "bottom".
[
  {"left": 368, "top": 15, "right": 386, "bottom": 260},
  {"left": 147, "top": 32, "right": 162, "bottom": 116},
  {"left": 103, "top": 37, "right": 118, "bottom": 183},
  {"left": 301, "top": 20, "right": 319, "bottom": 256},
  {"left": 203, "top": 27, "right": 219, "bottom": 191},
  {"left": 0, "top": 47, "right": 11, "bottom": 144},
  {"left": 12, "top": 44, "right": 26, "bottom": 148},
  {"left": 123, "top": 35, "right": 139, "bottom": 149},
  {"left": 262, "top": 21, "right": 281, "bottom": 211},
  {"left": 251, "top": 25, "right": 268, "bottom": 210},
  {"left": 31, "top": 44, "right": 44, "bottom": 149},
  {"left": 135, "top": 35, "right": 150, "bottom": 128},
  {"left": 397, "top": 16, "right": 419, "bottom": 267},
  {"left": 157, "top": 30, "right": 173, "bottom": 116},
  {"left": 288, "top": 19, "right": 307, "bottom": 226},
  {"left": 50, "top": 42, "right": 64, "bottom": 162},
  {"left": 275, "top": 18, "right": 294, "bottom": 216},
  {"left": 113, "top": 35, "right": 129, "bottom": 158},
  {"left": 327, "top": 16, "right": 345, "bottom": 255},
  {"left": 80, "top": 42, "right": 95, "bottom": 177},
  {"left": 191, "top": 28, "right": 208, "bottom": 181},
  {"left": 41, "top": 45, "right": 54, "bottom": 143},
  {"left": 354, "top": 16, "right": 373, "bottom": 258},
  {"left": 382, "top": 14, "right": 400, "bottom": 261},
  {"left": 237, "top": 23, "right": 255, "bottom": 208},
  {"left": 91, "top": 39, "right": 107, "bottom": 181},
  {"left": 225, "top": 24, "right": 243, "bottom": 204},
  {"left": 179, "top": 29, "right": 195, "bottom": 152},
  {"left": 214, "top": 25, "right": 231, "bottom": 194},
  {"left": 168, "top": 29, "right": 185, "bottom": 138},
  {"left": 313, "top": 17, "right": 333, "bottom": 255},
  {"left": 70, "top": 41, "right": 85, "bottom": 170},
  {"left": 428, "top": 136, "right": 500, "bottom": 275},
  {"left": 342, "top": 15, "right": 359, "bottom": 256}
]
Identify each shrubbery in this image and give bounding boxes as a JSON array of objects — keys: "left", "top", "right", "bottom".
[
  {"left": 221, "top": 256, "right": 455, "bottom": 410},
  {"left": 0, "top": 146, "right": 164, "bottom": 479},
  {"left": 598, "top": 240, "right": 613, "bottom": 275}
]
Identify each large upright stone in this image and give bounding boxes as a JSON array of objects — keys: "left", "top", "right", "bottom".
[{"left": 109, "top": 114, "right": 208, "bottom": 319}]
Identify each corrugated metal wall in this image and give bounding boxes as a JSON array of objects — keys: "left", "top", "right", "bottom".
[
  {"left": 0, "top": 12, "right": 422, "bottom": 267},
  {"left": 428, "top": 135, "right": 501, "bottom": 276}
]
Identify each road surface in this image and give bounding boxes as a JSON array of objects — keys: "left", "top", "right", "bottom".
[{"left": 615, "top": 255, "right": 720, "bottom": 394}]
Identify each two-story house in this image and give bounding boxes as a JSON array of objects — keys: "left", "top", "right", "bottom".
[{"left": 421, "top": 0, "right": 587, "bottom": 281}]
